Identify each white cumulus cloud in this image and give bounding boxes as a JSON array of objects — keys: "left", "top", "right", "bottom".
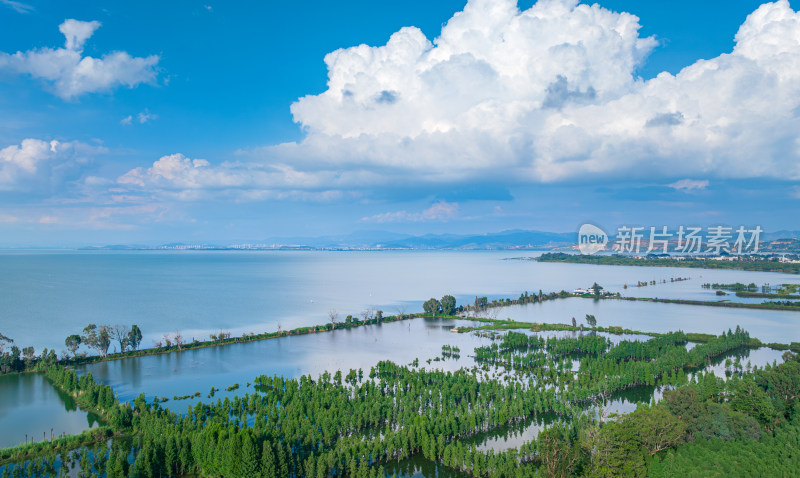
[
  {"left": 0, "top": 19, "right": 159, "bottom": 99},
  {"left": 115, "top": 0, "right": 800, "bottom": 204},
  {"left": 268, "top": 0, "right": 800, "bottom": 184},
  {"left": 0, "top": 138, "right": 101, "bottom": 191},
  {"left": 60, "top": 19, "right": 101, "bottom": 51}
]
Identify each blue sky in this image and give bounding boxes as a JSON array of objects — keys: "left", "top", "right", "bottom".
[{"left": 1, "top": 0, "right": 799, "bottom": 246}]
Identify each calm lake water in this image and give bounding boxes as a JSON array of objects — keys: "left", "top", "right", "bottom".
[
  {"left": 0, "top": 373, "right": 101, "bottom": 449},
  {"left": 1, "top": 250, "right": 798, "bottom": 352},
  {"left": 1, "top": 250, "right": 799, "bottom": 461},
  {"left": 79, "top": 317, "right": 487, "bottom": 405}
]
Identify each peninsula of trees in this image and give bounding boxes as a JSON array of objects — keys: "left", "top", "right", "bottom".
[{"left": 537, "top": 252, "right": 800, "bottom": 274}]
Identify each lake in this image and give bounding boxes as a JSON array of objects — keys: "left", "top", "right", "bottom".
[
  {"left": 78, "top": 317, "right": 488, "bottom": 405},
  {"left": 1, "top": 250, "right": 799, "bottom": 460},
  {"left": 0, "top": 250, "right": 798, "bottom": 352}
]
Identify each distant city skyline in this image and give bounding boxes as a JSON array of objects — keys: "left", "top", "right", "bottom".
[{"left": 1, "top": 0, "right": 799, "bottom": 247}]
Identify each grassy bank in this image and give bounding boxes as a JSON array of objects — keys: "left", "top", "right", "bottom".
[
  {"left": 453, "top": 316, "right": 800, "bottom": 353},
  {"left": 537, "top": 252, "right": 800, "bottom": 274},
  {"left": 67, "top": 312, "right": 422, "bottom": 368},
  {"left": 0, "top": 427, "right": 114, "bottom": 467},
  {"left": 614, "top": 295, "right": 800, "bottom": 311},
  {"left": 736, "top": 291, "right": 800, "bottom": 300}
]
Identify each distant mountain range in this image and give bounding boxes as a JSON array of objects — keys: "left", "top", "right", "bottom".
[
  {"left": 763, "top": 230, "right": 800, "bottom": 241},
  {"left": 80, "top": 229, "right": 577, "bottom": 251},
  {"left": 77, "top": 228, "right": 800, "bottom": 252},
  {"left": 372, "top": 230, "right": 576, "bottom": 250}
]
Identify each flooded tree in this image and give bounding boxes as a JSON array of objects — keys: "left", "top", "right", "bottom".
[
  {"left": 361, "top": 308, "right": 374, "bottom": 322},
  {"left": 174, "top": 331, "right": 183, "bottom": 351}
]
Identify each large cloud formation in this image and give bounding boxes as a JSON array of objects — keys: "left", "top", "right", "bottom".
[
  {"left": 0, "top": 19, "right": 159, "bottom": 99},
  {"left": 123, "top": 0, "right": 800, "bottom": 200},
  {"left": 284, "top": 0, "right": 800, "bottom": 183}
]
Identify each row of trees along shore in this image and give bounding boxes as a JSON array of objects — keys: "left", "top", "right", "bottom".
[
  {"left": 2, "top": 325, "right": 799, "bottom": 477},
  {"left": 0, "top": 306, "right": 420, "bottom": 374},
  {"left": 0, "top": 325, "right": 142, "bottom": 375}
]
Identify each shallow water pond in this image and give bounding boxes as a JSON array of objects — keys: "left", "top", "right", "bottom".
[{"left": 0, "top": 373, "right": 101, "bottom": 449}]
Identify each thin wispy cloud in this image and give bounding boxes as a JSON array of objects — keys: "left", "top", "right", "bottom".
[
  {"left": 137, "top": 110, "right": 157, "bottom": 124},
  {"left": 361, "top": 201, "right": 459, "bottom": 223},
  {"left": 668, "top": 179, "right": 710, "bottom": 191},
  {"left": 0, "top": 0, "right": 34, "bottom": 14},
  {"left": 121, "top": 110, "right": 158, "bottom": 125}
]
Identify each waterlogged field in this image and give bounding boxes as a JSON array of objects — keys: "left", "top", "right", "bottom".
[
  {"left": 0, "top": 374, "right": 101, "bottom": 449},
  {"left": 78, "top": 318, "right": 486, "bottom": 405},
  {"left": 76, "top": 321, "right": 786, "bottom": 410},
  {"left": 1, "top": 316, "right": 786, "bottom": 453},
  {"left": 0, "top": 251, "right": 798, "bottom": 475},
  {"left": 3, "top": 323, "right": 792, "bottom": 477},
  {"left": 495, "top": 298, "right": 800, "bottom": 343}
]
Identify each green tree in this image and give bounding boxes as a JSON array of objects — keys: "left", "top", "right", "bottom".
[
  {"left": 22, "top": 346, "right": 35, "bottom": 368},
  {"left": 239, "top": 432, "right": 258, "bottom": 477},
  {"left": 538, "top": 424, "right": 579, "bottom": 477},
  {"left": 82, "top": 324, "right": 112, "bottom": 357},
  {"left": 127, "top": 324, "right": 143, "bottom": 351},
  {"left": 630, "top": 405, "right": 686, "bottom": 455},
  {"left": 585, "top": 314, "right": 597, "bottom": 327},
  {"left": 440, "top": 295, "right": 457, "bottom": 316},
  {"left": 592, "top": 282, "right": 603, "bottom": 296},
  {"left": 423, "top": 298, "right": 442, "bottom": 316},
  {"left": 65, "top": 334, "right": 82, "bottom": 358},
  {"left": 731, "top": 378, "right": 777, "bottom": 426},
  {"left": 0, "top": 332, "right": 12, "bottom": 354},
  {"left": 589, "top": 418, "right": 647, "bottom": 477},
  {"left": 260, "top": 442, "right": 276, "bottom": 477}
]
